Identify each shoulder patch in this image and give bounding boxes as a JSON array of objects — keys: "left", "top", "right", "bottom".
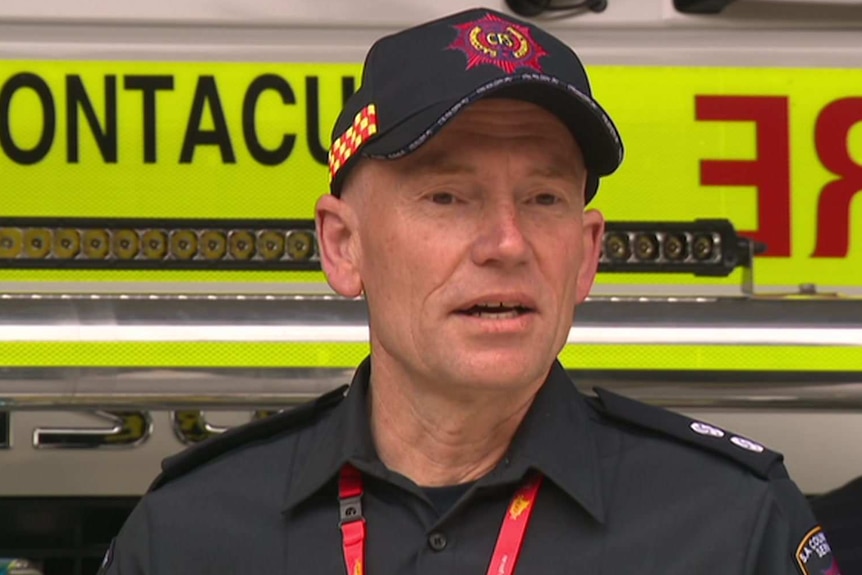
[
  {"left": 590, "top": 387, "right": 784, "bottom": 480},
  {"left": 149, "top": 384, "right": 348, "bottom": 491},
  {"left": 796, "top": 526, "right": 843, "bottom": 575}
]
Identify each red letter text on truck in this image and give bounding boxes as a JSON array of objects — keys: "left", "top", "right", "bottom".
[
  {"left": 696, "top": 95, "right": 791, "bottom": 257},
  {"left": 813, "top": 97, "right": 862, "bottom": 258}
]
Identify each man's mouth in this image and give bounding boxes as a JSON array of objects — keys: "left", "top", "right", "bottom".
[{"left": 457, "top": 302, "right": 535, "bottom": 319}]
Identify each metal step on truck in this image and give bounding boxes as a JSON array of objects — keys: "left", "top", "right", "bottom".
[{"left": 1, "top": 0, "right": 861, "bottom": 573}]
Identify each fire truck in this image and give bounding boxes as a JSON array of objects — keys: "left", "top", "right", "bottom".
[{"left": 1, "top": 0, "right": 861, "bottom": 572}]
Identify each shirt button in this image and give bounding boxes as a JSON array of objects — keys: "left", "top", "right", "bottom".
[{"left": 428, "top": 532, "right": 448, "bottom": 552}]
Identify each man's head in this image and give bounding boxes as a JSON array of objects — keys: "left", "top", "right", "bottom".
[
  {"left": 325, "top": 7, "right": 622, "bottom": 202},
  {"left": 316, "top": 8, "right": 622, "bottom": 394}
]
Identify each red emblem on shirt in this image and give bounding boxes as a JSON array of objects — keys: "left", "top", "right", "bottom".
[
  {"left": 448, "top": 13, "right": 548, "bottom": 74},
  {"left": 508, "top": 493, "right": 532, "bottom": 520}
]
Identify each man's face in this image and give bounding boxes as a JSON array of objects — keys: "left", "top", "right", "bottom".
[{"left": 317, "top": 98, "right": 604, "bottom": 393}]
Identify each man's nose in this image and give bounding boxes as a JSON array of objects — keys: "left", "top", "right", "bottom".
[{"left": 470, "top": 202, "right": 531, "bottom": 267}]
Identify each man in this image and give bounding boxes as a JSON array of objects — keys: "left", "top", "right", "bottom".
[{"left": 100, "top": 7, "right": 839, "bottom": 575}]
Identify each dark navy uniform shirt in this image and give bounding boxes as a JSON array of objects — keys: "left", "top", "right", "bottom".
[{"left": 100, "top": 358, "right": 840, "bottom": 575}]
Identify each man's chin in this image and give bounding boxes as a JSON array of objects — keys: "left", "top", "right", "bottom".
[{"left": 445, "top": 351, "right": 553, "bottom": 390}]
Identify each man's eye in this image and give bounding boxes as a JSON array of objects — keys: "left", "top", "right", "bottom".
[
  {"left": 430, "top": 192, "right": 456, "bottom": 205},
  {"left": 534, "top": 193, "right": 559, "bottom": 206}
]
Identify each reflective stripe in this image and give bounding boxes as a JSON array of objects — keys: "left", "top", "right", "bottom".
[{"left": 0, "top": 342, "right": 860, "bottom": 371}]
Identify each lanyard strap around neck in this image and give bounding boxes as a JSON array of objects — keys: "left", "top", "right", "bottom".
[
  {"left": 338, "top": 464, "right": 543, "bottom": 575},
  {"left": 339, "top": 464, "right": 366, "bottom": 575}
]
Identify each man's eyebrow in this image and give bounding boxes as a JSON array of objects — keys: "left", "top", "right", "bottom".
[
  {"left": 399, "top": 151, "right": 583, "bottom": 180},
  {"left": 527, "top": 163, "right": 579, "bottom": 180},
  {"left": 526, "top": 156, "right": 585, "bottom": 181},
  {"left": 400, "top": 151, "right": 476, "bottom": 176}
]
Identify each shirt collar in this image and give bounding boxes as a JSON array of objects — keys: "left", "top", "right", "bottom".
[
  {"left": 282, "top": 357, "right": 379, "bottom": 512},
  {"left": 282, "top": 357, "right": 605, "bottom": 524},
  {"left": 501, "top": 360, "right": 605, "bottom": 523}
]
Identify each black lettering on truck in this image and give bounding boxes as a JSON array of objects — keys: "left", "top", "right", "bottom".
[{"left": 0, "top": 72, "right": 56, "bottom": 164}]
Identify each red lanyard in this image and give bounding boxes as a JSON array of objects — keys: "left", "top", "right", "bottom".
[{"left": 338, "top": 464, "right": 543, "bottom": 575}]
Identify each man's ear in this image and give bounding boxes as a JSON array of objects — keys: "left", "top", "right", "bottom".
[
  {"left": 575, "top": 208, "right": 605, "bottom": 304},
  {"left": 315, "top": 194, "right": 363, "bottom": 298}
]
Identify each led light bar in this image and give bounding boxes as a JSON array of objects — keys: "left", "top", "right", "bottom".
[
  {"left": 0, "top": 218, "right": 319, "bottom": 270},
  {"left": 0, "top": 217, "right": 753, "bottom": 275},
  {"left": 673, "top": 0, "right": 736, "bottom": 14},
  {"left": 598, "top": 219, "right": 753, "bottom": 277}
]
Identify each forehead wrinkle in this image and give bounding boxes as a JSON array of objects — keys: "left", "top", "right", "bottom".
[
  {"left": 396, "top": 148, "right": 477, "bottom": 177},
  {"left": 382, "top": 100, "right": 586, "bottom": 185}
]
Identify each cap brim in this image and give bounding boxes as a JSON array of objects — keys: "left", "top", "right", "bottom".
[{"left": 361, "top": 74, "right": 623, "bottom": 179}]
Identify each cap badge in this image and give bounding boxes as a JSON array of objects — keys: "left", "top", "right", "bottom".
[{"left": 448, "top": 13, "right": 548, "bottom": 74}]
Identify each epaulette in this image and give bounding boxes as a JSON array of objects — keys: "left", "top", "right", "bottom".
[
  {"left": 590, "top": 387, "right": 786, "bottom": 480},
  {"left": 149, "top": 384, "right": 348, "bottom": 491}
]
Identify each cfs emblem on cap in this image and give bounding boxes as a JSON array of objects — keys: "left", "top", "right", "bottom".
[{"left": 448, "top": 13, "right": 548, "bottom": 74}]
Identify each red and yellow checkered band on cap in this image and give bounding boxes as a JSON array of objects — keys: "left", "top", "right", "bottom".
[{"left": 328, "top": 104, "right": 379, "bottom": 183}]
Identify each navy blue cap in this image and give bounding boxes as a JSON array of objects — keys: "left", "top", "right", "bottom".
[{"left": 328, "top": 7, "right": 623, "bottom": 203}]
